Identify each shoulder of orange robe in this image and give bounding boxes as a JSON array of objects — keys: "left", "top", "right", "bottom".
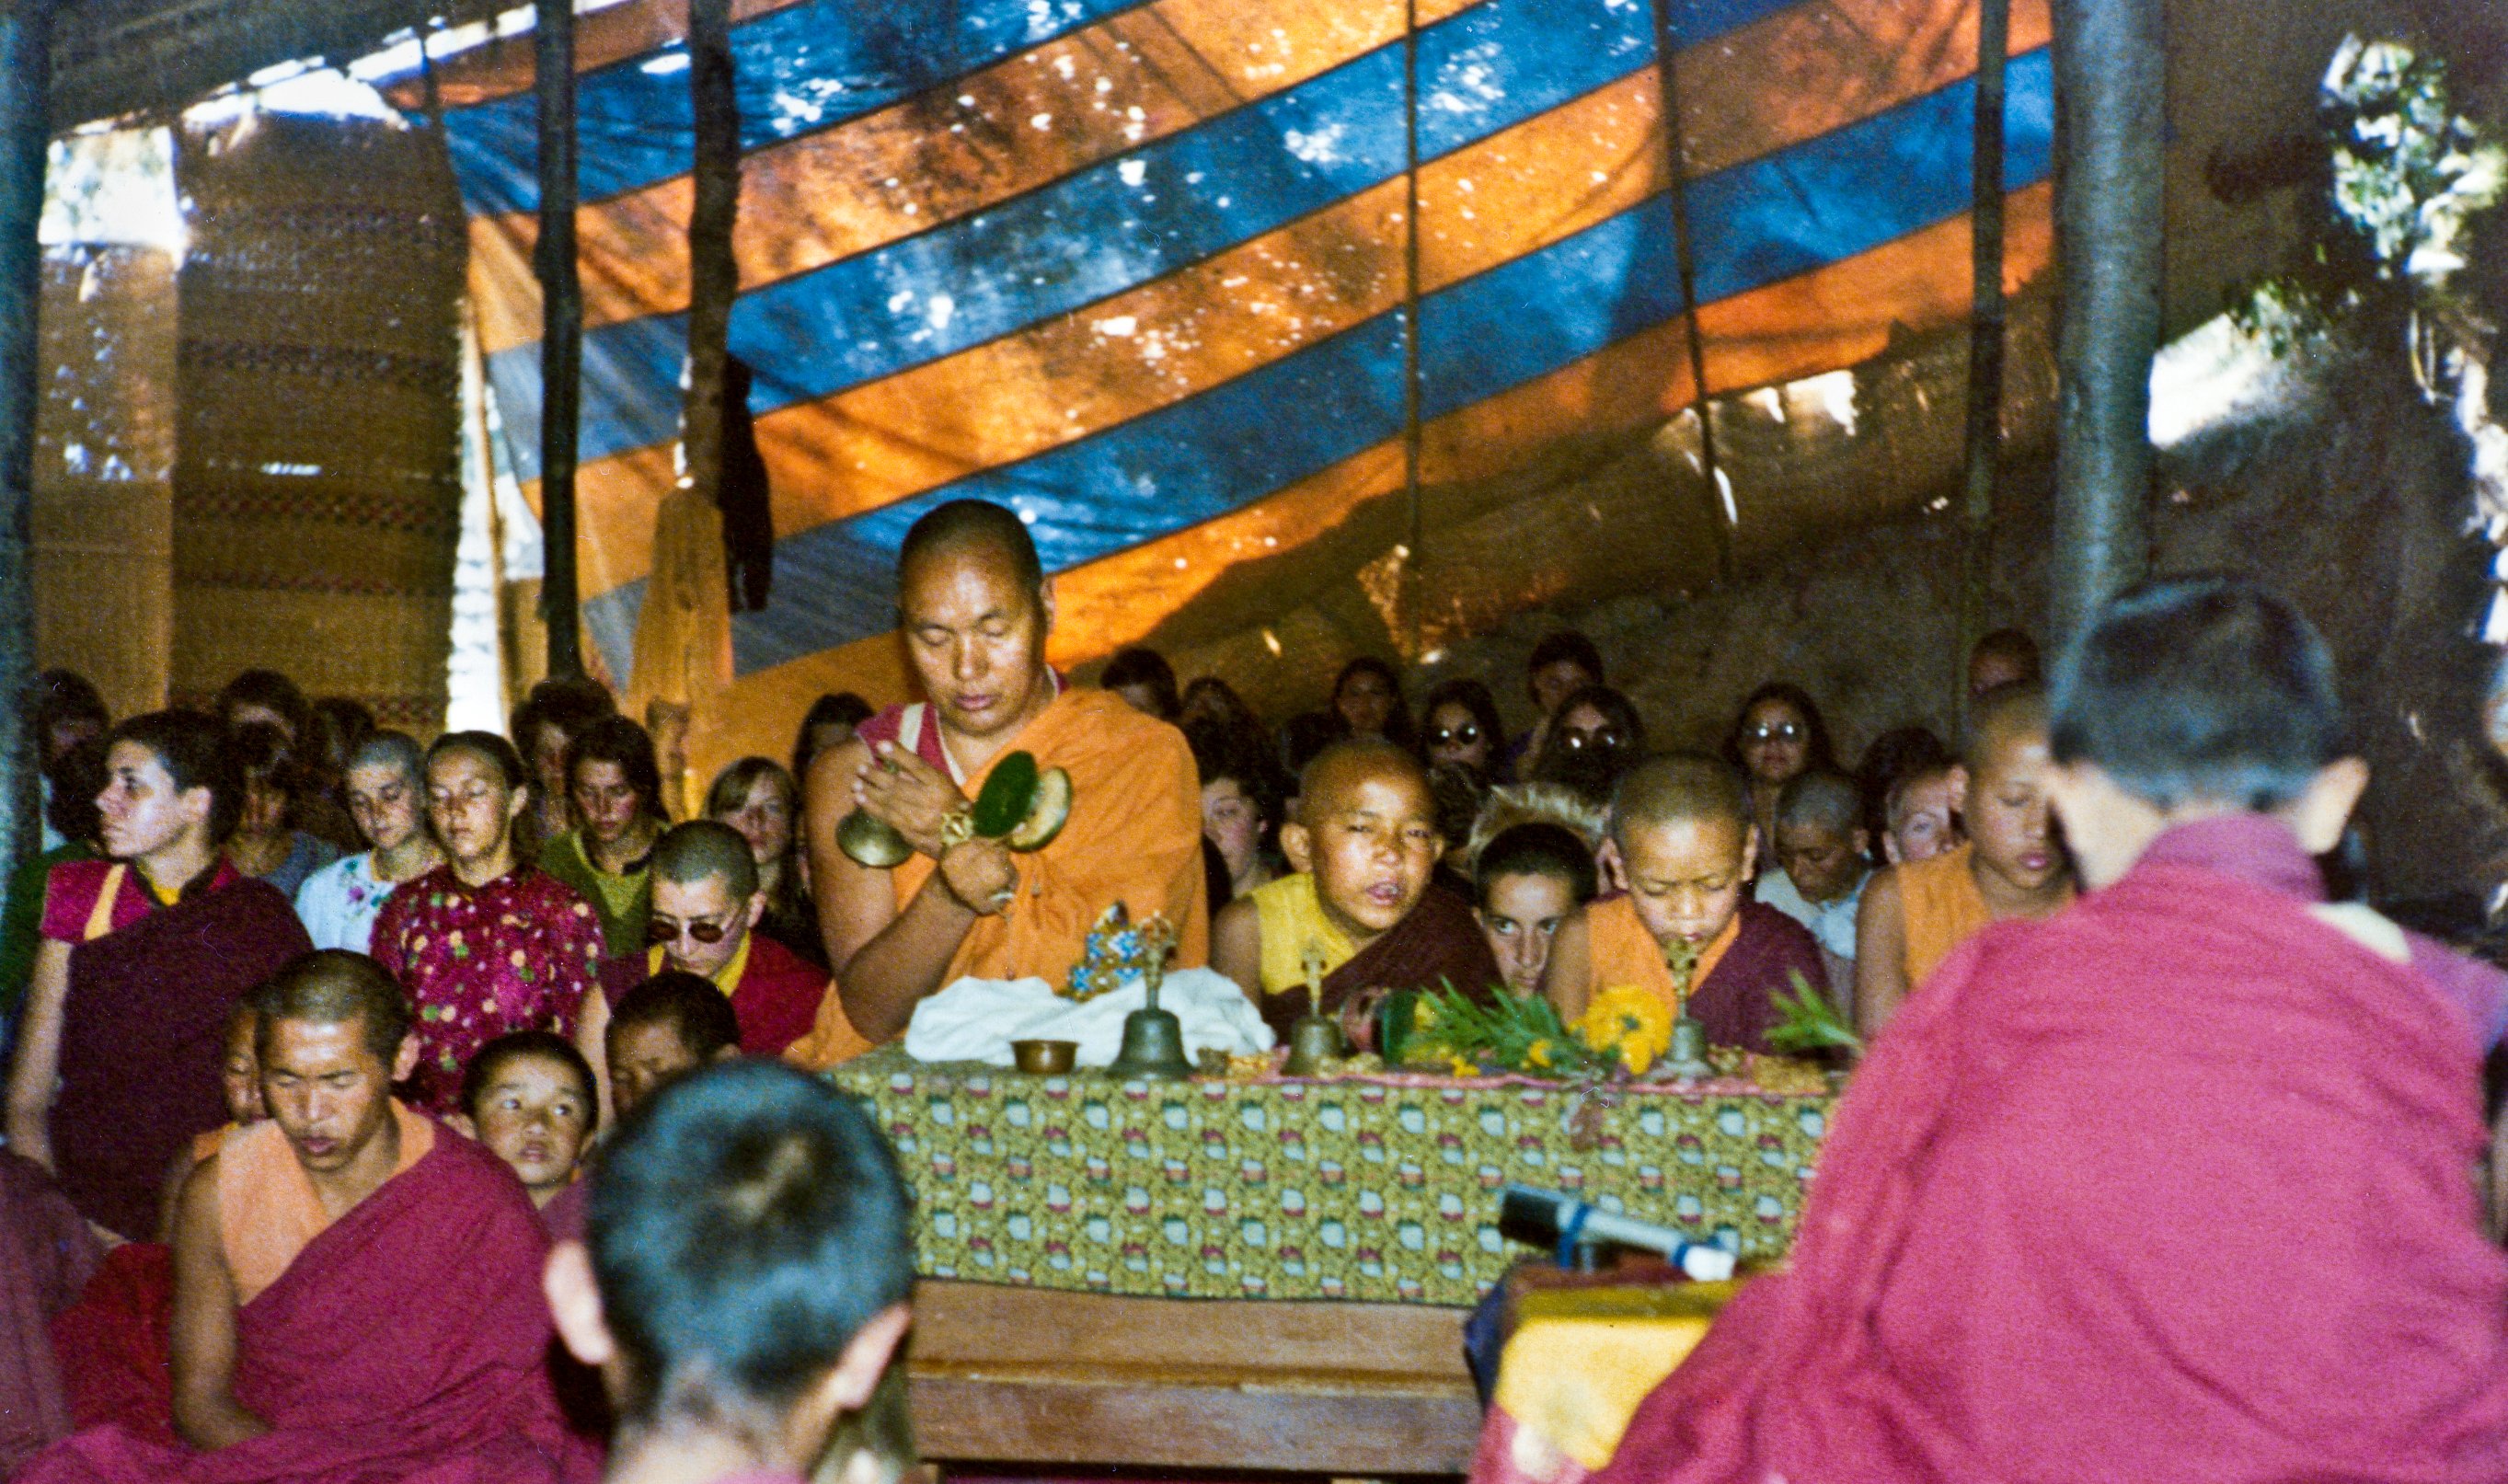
[
  {"left": 17, "top": 1120, "right": 592, "bottom": 1484},
  {"left": 1585, "top": 826, "right": 2508, "bottom": 1484}
]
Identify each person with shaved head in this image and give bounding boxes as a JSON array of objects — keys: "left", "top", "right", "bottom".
[
  {"left": 1854, "top": 682, "right": 2076, "bottom": 1039},
  {"left": 793, "top": 498, "right": 1207, "bottom": 1055},
  {"left": 1212, "top": 741, "right": 1500, "bottom": 1040},
  {"left": 603, "top": 820, "right": 855, "bottom": 1063},
  {"left": 1754, "top": 769, "right": 1870, "bottom": 997},
  {"left": 1543, "top": 754, "right": 1826, "bottom": 1053}
]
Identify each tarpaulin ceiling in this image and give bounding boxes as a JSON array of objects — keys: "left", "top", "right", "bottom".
[{"left": 415, "top": 0, "right": 2053, "bottom": 757}]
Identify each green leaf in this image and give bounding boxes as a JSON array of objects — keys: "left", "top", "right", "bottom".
[{"left": 1763, "top": 971, "right": 1863, "bottom": 1055}]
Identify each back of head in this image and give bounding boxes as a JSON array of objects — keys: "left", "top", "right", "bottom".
[
  {"left": 1465, "top": 781, "right": 1608, "bottom": 867},
  {"left": 1609, "top": 753, "right": 1752, "bottom": 846},
  {"left": 1775, "top": 769, "right": 1863, "bottom": 837},
  {"left": 527, "top": 676, "right": 620, "bottom": 730},
  {"left": 1474, "top": 822, "right": 1597, "bottom": 904},
  {"left": 652, "top": 819, "right": 762, "bottom": 901},
  {"left": 613, "top": 971, "right": 743, "bottom": 1062},
  {"left": 249, "top": 949, "right": 414, "bottom": 1064},
  {"left": 2050, "top": 575, "right": 2343, "bottom": 811},
  {"left": 897, "top": 498, "right": 1043, "bottom": 592},
  {"left": 43, "top": 736, "right": 108, "bottom": 844},
  {"left": 462, "top": 1029, "right": 598, "bottom": 1133},
  {"left": 566, "top": 715, "right": 664, "bottom": 813},
  {"left": 1100, "top": 648, "right": 1180, "bottom": 719},
  {"left": 1962, "top": 680, "right": 2052, "bottom": 777},
  {"left": 110, "top": 709, "right": 246, "bottom": 845},
  {"left": 1969, "top": 627, "right": 2043, "bottom": 689},
  {"left": 589, "top": 1059, "right": 913, "bottom": 1422},
  {"left": 34, "top": 669, "right": 108, "bottom": 739}
]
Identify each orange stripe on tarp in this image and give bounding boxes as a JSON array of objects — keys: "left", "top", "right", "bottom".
[
  {"left": 385, "top": 0, "right": 812, "bottom": 113},
  {"left": 535, "top": 0, "right": 2040, "bottom": 602},
  {"left": 689, "top": 178, "right": 2053, "bottom": 762}
]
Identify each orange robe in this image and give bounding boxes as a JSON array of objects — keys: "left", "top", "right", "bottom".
[
  {"left": 1580, "top": 897, "right": 1824, "bottom": 1053},
  {"left": 216, "top": 1105, "right": 433, "bottom": 1306},
  {"left": 1897, "top": 842, "right": 1995, "bottom": 988},
  {"left": 788, "top": 687, "right": 1207, "bottom": 1064}
]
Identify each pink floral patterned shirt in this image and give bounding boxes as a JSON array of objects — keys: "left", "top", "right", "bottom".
[{"left": 370, "top": 864, "right": 604, "bottom": 1111}]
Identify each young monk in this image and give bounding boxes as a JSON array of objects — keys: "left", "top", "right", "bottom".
[
  {"left": 1543, "top": 754, "right": 1826, "bottom": 1053},
  {"left": 607, "top": 972, "right": 742, "bottom": 1120},
  {"left": 456, "top": 1031, "right": 597, "bottom": 1214},
  {"left": 1755, "top": 771, "right": 1869, "bottom": 995},
  {"left": 1592, "top": 577, "right": 2508, "bottom": 1482},
  {"left": 1474, "top": 823, "right": 1596, "bottom": 995},
  {"left": 604, "top": 821, "right": 864, "bottom": 1062},
  {"left": 1855, "top": 683, "right": 2073, "bottom": 1039},
  {"left": 21, "top": 950, "right": 581, "bottom": 1482},
  {"left": 1880, "top": 763, "right": 1961, "bottom": 865},
  {"left": 545, "top": 1060, "right": 915, "bottom": 1484},
  {"left": 1211, "top": 741, "right": 1501, "bottom": 1039}
]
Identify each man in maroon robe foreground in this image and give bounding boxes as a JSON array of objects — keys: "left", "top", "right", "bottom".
[
  {"left": 22, "top": 950, "right": 590, "bottom": 1484},
  {"left": 1593, "top": 578, "right": 2508, "bottom": 1484}
]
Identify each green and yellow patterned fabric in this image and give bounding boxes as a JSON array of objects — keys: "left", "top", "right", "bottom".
[{"left": 828, "top": 1047, "right": 1831, "bottom": 1307}]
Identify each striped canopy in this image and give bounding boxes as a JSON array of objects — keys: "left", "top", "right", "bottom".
[{"left": 419, "top": 0, "right": 2052, "bottom": 760}]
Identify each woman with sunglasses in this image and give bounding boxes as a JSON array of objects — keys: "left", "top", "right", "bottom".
[
  {"left": 1723, "top": 682, "right": 1838, "bottom": 853},
  {"left": 1418, "top": 679, "right": 1510, "bottom": 784},
  {"left": 372, "top": 732, "right": 611, "bottom": 1116},
  {"left": 1529, "top": 684, "right": 1647, "bottom": 806}
]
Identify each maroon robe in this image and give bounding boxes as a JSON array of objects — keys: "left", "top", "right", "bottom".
[
  {"left": 1262, "top": 883, "right": 1502, "bottom": 1039},
  {"left": 51, "top": 877, "right": 309, "bottom": 1240},
  {"left": 600, "top": 931, "right": 831, "bottom": 1058},
  {"left": 0, "top": 1153, "right": 101, "bottom": 1475},
  {"left": 1593, "top": 815, "right": 2508, "bottom": 1484},
  {"left": 21, "top": 1125, "right": 594, "bottom": 1484},
  {"left": 1689, "top": 901, "right": 1825, "bottom": 1054}
]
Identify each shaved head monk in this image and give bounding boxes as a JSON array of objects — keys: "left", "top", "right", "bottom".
[
  {"left": 1592, "top": 576, "right": 2508, "bottom": 1482},
  {"left": 794, "top": 499, "right": 1206, "bottom": 1053},
  {"left": 22, "top": 951, "right": 582, "bottom": 1483}
]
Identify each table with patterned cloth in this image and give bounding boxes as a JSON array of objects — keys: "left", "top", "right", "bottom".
[{"left": 826, "top": 1045, "right": 1833, "bottom": 1307}]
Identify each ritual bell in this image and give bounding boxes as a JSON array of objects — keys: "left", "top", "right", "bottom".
[
  {"left": 1660, "top": 1014, "right": 1716, "bottom": 1083},
  {"left": 1106, "top": 912, "right": 1195, "bottom": 1081},
  {"left": 1279, "top": 1013, "right": 1345, "bottom": 1076}
]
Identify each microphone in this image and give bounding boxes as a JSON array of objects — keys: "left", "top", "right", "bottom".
[{"left": 1497, "top": 1184, "right": 1738, "bottom": 1282}]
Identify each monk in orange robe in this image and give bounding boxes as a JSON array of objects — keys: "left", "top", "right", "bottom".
[
  {"left": 795, "top": 499, "right": 1207, "bottom": 1054},
  {"left": 1855, "top": 682, "right": 2074, "bottom": 1039},
  {"left": 1545, "top": 754, "right": 1825, "bottom": 1053}
]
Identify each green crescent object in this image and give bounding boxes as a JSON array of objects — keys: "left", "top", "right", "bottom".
[
  {"left": 970, "top": 751, "right": 1041, "bottom": 838},
  {"left": 1005, "top": 766, "right": 1073, "bottom": 852}
]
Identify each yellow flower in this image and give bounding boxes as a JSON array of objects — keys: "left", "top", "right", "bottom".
[
  {"left": 1574, "top": 984, "right": 1674, "bottom": 1073},
  {"left": 1525, "top": 1039, "right": 1553, "bottom": 1069},
  {"left": 1413, "top": 996, "right": 1440, "bottom": 1030},
  {"left": 1448, "top": 1055, "right": 1478, "bottom": 1077}
]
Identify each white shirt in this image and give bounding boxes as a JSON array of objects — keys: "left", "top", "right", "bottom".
[
  {"left": 293, "top": 852, "right": 398, "bottom": 955},
  {"left": 1755, "top": 867, "right": 1864, "bottom": 961}
]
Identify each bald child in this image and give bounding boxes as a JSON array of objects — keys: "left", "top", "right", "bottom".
[
  {"left": 1545, "top": 754, "right": 1826, "bottom": 1052},
  {"left": 1213, "top": 741, "right": 1500, "bottom": 1040},
  {"left": 1855, "top": 682, "right": 2074, "bottom": 1039}
]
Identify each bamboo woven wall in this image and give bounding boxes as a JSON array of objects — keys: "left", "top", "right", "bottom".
[{"left": 171, "top": 112, "right": 466, "bottom": 730}]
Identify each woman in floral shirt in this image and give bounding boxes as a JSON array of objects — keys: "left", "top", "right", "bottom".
[
  {"left": 293, "top": 730, "right": 443, "bottom": 953},
  {"left": 372, "top": 731, "right": 610, "bottom": 1114}
]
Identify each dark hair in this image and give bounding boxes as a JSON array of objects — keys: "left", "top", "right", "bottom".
[
  {"left": 109, "top": 709, "right": 245, "bottom": 846},
  {"left": 1101, "top": 648, "right": 1180, "bottom": 719},
  {"left": 1970, "top": 627, "right": 2044, "bottom": 686},
  {"left": 1854, "top": 726, "right": 1952, "bottom": 844},
  {"left": 426, "top": 730, "right": 535, "bottom": 858},
  {"left": 215, "top": 669, "right": 315, "bottom": 745},
  {"left": 1721, "top": 683, "right": 1836, "bottom": 775},
  {"left": 566, "top": 716, "right": 666, "bottom": 823},
  {"left": 512, "top": 678, "right": 617, "bottom": 765},
  {"left": 899, "top": 498, "right": 1044, "bottom": 592},
  {"left": 34, "top": 670, "right": 108, "bottom": 748},
  {"left": 612, "top": 971, "right": 743, "bottom": 1063},
  {"left": 1526, "top": 632, "right": 1605, "bottom": 691},
  {"left": 1329, "top": 657, "right": 1414, "bottom": 749},
  {"left": 229, "top": 720, "right": 310, "bottom": 813},
  {"left": 311, "top": 697, "right": 377, "bottom": 772},
  {"left": 1426, "top": 762, "right": 1486, "bottom": 849},
  {"left": 42, "top": 736, "right": 108, "bottom": 844},
  {"left": 1417, "top": 679, "right": 1505, "bottom": 770},
  {"left": 1180, "top": 675, "right": 1260, "bottom": 731},
  {"left": 250, "top": 949, "right": 413, "bottom": 1063},
  {"left": 1280, "top": 710, "right": 1343, "bottom": 780},
  {"left": 1475, "top": 821, "right": 1598, "bottom": 904},
  {"left": 1185, "top": 719, "right": 1283, "bottom": 840},
  {"left": 792, "top": 694, "right": 874, "bottom": 779},
  {"left": 461, "top": 1030, "right": 599, "bottom": 1134},
  {"left": 2050, "top": 575, "right": 2344, "bottom": 811},
  {"left": 588, "top": 1060, "right": 914, "bottom": 1421},
  {"left": 1530, "top": 684, "right": 1645, "bottom": 801}
]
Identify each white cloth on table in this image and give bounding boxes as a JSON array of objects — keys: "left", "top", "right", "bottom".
[{"left": 903, "top": 968, "right": 1276, "bottom": 1067}]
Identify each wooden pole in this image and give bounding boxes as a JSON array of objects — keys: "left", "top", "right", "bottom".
[
  {"left": 1398, "top": 0, "right": 1422, "bottom": 653},
  {"left": 2048, "top": 0, "right": 2162, "bottom": 649},
  {"left": 1955, "top": 0, "right": 2010, "bottom": 720},
  {"left": 0, "top": 0, "right": 48, "bottom": 964},
  {"left": 682, "top": 0, "right": 738, "bottom": 510},
  {"left": 1648, "top": 0, "right": 1733, "bottom": 582},
  {"left": 535, "top": 0, "right": 583, "bottom": 679}
]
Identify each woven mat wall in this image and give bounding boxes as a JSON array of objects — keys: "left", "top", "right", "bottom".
[{"left": 171, "top": 112, "right": 465, "bottom": 731}]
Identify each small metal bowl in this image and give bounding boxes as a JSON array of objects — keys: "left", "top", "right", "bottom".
[{"left": 1011, "top": 1039, "right": 1078, "bottom": 1075}]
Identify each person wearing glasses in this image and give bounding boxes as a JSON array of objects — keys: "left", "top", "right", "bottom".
[
  {"left": 1528, "top": 684, "right": 1647, "bottom": 806},
  {"left": 1419, "top": 678, "right": 1509, "bottom": 783},
  {"left": 601, "top": 822, "right": 862, "bottom": 1064},
  {"left": 1723, "top": 683, "right": 1836, "bottom": 853}
]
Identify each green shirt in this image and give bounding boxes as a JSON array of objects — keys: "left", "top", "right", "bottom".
[{"left": 538, "top": 829, "right": 653, "bottom": 961}]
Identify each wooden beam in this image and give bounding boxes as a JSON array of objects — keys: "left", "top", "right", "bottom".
[
  {"left": 1956, "top": 0, "right": 2011, "bottom": 718},
  {"left": 0, "top": 0, "right": 51, "bottom": 957},
  {"left": 680, "top": 0, "right": 736, "bottom": 558},
  {"left": 535, "top": 0, "right": 582, "bottom": 679}
]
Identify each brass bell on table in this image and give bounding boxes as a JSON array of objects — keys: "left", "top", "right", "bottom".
[
  {"left": 1106, "top": 913, "right": 1195, "bottom": 1081},
  {"left": 1660, "top": 1014, "right": 1716, "bottom": 1082},
  {"left": 1280, "top": 1013, "right": 1345, "bottom": 1076}
]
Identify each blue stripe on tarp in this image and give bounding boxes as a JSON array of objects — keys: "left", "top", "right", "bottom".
[
  {"left": 581, "top": 46, "right": 2054, "bottom": 680},
  {"left": 486, "top": 0, "right": 1664, "bottom": 483}
]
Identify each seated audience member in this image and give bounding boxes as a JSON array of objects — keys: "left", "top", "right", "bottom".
[
  {"left": 1544, "top": 754, "right": 1825, "bottom": 1053},
  {"left": 513, "top": 677, "right": 618, "bottom": 848},
  {"left": 542, "top": 715, "right": 669, "bottom": 960},
  {"left": 791, "top": 691, "right": 874, "bottom": 784},
  {"left": 797, "top": 500, "right": 1205, "bottom": 1053},
  {"left": 1513, "top": 631, "right": 1605, "bottom": 767},
  {"left": 32, "top": 672, "right": 108, "bottom": 854},
  {"left": 1329, "top": 657, "right": 1414, "bottom": 749},
  {"left": 213, "top": 670, "right": 312, "bottom": 748},
  {"left": 1101, "top": 647, "right": 1181, "bottom": 720},
  {"left": 1475, "top": 823, "right": 1597, "bottom": 995},
  {"left": 607, "top": 972, "right": 742, "bottom": 1119},
  {"left": 1855, "top": 684, "right": 2073, "bottom": 1039},
  {"left": 1755, "top": 770, "right": 1870, "bottom": 995},
  {"left": 292, "top": 731, "right": 442, "bottom": 955},
  {"left": 607, "top": 821, "right": 860, "bottom": 1062},
  {"left": 1191, "top": 722, "right": 1283, "bottom": 903},
  {"left": 1428, "top": 762, "right": 1488, "bottom": 893},
  {"left": 6, "top": 712, "right": 312, "bottom": 1240},
  {"left": 1420, "top": 678, "right": 1508, "bottom": 782},
  {"left": 1966, "top": 624, "right": 2042, "bottom": 698},
  {"left": 222, "top": 724, "right": 342, "bottom": 903},
  {"left": 456, "top": 1030, "right": 597, "bottom": 1214},
  {"left": 1278, "top": 710, "right": 1342, "bottom": 801},
  {"left": 1591, "top": 577, "right": 2508, "bottom": 1482},
  {"left": 544, "top": 1060, "right": 914, "bottom": 1484},
  {"left": 21, "top": 951, "right": 581, "bottom": 1483},
  {"left": 156, "top": 1005, "right": 270, "bottom": 1235},
  {"left": 0, "top": 1149, "right": 103, "bottom": 1474},
  {"left": 371, "top": 732, "right": 607, "bottom": 1113},
  {"left": 1528, "top": 684, "right": 1646, "bottom": 808},
  {"left": 1881, "top": 764, "right": 1962, "bottom": 866},
  {"left": 1723, "top": 684, "right": 1835, "bottom": 855},
  {"left": 706, "top": 756, "right": 825, "bottom": 969},
  {"left": 1465, "top": 780, "right": 1609, "bottom": 864},
  {"left": 0, "top": 740, "right": 105, "bottom": 1034},
  {"left": 1853, "top": 724, "right": 1950, "bottom": 850},
  {"left": 1179, "top": 674, "right": 1267, "bottom": 743},
  {"left": 1212, "top": 742, "right": 1501, "bottom": 1038}
]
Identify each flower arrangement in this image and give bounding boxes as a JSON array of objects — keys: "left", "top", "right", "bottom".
[
  {"left": 1570, "top": 984, "right": 1674, "bottom": 1076},
  {"left": 1393, "top": 980, "right": 1688, "bottom": 1079}
]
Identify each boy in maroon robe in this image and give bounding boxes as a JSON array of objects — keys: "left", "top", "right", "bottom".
[
  {"left": 21, "top": 951, "right": 588, "bottom": 1484},
  {"left": 1591, "top": 578, "right": 2508, "bottom": 1484}
]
